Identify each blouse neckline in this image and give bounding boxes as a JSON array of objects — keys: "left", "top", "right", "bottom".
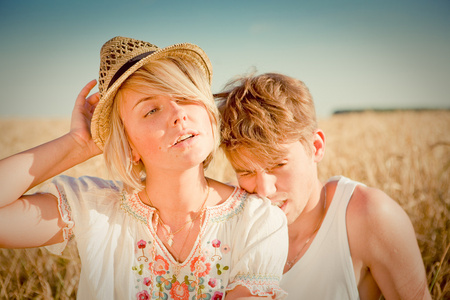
[
  {"left": 119, "top": 186, "right": 247, "bottom": 265},
  {"left": 122, "top": 185, "right": 246, "bottom": 225}
]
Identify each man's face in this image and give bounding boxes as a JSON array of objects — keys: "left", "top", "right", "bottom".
[{"left": 233, "top": 141, "right": 318, "bottom": 225}]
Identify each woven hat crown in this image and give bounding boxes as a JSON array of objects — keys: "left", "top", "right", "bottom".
[{"left": 98, "top": 37, "right": 160, "bottom": 98}]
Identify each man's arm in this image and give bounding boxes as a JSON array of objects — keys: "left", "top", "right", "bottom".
[{"left": 347, "top": 186, "right": 431, "bottom": 300}]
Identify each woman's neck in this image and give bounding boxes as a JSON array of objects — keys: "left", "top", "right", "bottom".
[{"left": 142, "top": 165, "right": 209, "bottom": 219}]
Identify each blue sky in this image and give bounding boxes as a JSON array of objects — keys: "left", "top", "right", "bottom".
[{"left": 0, "top": 0, "right": 449, "bottom": 118}]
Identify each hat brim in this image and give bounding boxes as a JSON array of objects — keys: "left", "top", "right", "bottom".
[{"left": 91, "top": 43, "right": 212, "bottom": 150}]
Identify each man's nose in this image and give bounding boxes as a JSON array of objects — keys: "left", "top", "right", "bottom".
[{"left": 255, "top": 172, "right": 277, "bottom": 198}]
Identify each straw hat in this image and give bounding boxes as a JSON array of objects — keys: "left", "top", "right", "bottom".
[{"left": 91, "top": 36, "right": 213, "bottom": 150}]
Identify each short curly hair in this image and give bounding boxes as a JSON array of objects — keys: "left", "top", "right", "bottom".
[{"left": 216, "top": 72, "right": 317, "bottom": 168}]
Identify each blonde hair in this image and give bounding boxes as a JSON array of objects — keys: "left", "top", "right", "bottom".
[
  {"left": 216, "top": 72, "right": 317, "bottom": 168},
  {"left": 104, "top": 56, "right": 220, "bottom": 191}
]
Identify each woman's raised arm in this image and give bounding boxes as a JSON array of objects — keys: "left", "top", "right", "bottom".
[
  {"left": 0, "top": 80, "right": 101, "bottom": 248},
  {"left": 0, "top": 80, "right": 101, "bottom": 207}
]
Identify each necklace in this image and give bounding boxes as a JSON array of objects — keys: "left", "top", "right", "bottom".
[
  {"left": 173, "top": 216, "right": 196, "bottom": 263},
  {"left": 145, "top": 179, "right": 210, "bottom": 247},
  {"left": 285, "top": 184, "right": 327, "bottom": 271},
  {"left": 157, "top": 209, "right": 203, "bottom": 246}
]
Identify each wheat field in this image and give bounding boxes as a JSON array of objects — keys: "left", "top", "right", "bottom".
[{"left": 0, "top": 110, "right": 449, "bottom": 299}]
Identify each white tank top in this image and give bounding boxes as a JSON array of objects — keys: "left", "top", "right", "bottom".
[{"left": 280, "top": 176, "right": 362, "bottom": 299}]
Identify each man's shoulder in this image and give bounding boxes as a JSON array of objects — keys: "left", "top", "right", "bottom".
[
  {"left": 342, "top": 181, "right": 429, "bottom": 299},
  {"left": 348, "top": 184, "right": 398, "bottom": 218},
  {"left": 346, "top": 182, "right": 413, "bottom": 259},
  {"left": 345, "top": 183, "right": 405, "bottom": 233}
]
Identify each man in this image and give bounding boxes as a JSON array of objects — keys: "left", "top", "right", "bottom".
[{"left": 216, "top": 73, "right": 430, "bottom": 299}]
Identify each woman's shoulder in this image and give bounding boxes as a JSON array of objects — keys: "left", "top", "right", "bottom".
[
  {"left": 52, "top": 175, "right": 122, "bottom": 191},
  {"left": 45, "top": 175, "right": 124, "bottom": 206},
  {"left": 206, "top": 180, "right": 245, "bottom": 221},
  {"left": 243, "top": 192, "right": 285, "bottom": 219},
  {"left": 207, "top": 178, "right": 236, "bottom": 205},
  {"left": 207, "top": 178, "right": 269, "bottom": 206},
  {"left": 207, "top": 180, "right": 285, "bottom": 223}
]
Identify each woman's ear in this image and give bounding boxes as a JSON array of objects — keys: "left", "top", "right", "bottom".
[
  {"left": 313, "top": 129, "right": 325, "bottom": 163},
  {"left": 130, "top": 144, "right": 141, "bottom": 165}
]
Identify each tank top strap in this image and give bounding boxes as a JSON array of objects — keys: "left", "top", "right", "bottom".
[
  {"left": 330, "top": 176, "right": 362, "bottom": 209},
  {"left": 324, "top": 176, "right": 357, "bottom": 222}
]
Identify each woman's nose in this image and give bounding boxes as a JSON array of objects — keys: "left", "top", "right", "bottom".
[{"left": 171, "top": 102, "right": 187, "bottom": 126}]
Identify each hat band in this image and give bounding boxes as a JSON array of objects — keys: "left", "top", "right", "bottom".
[{"left": 108, "top": 51, "right": 156, "bottom": 89}]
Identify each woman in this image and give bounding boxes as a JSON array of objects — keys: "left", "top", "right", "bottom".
[{"left": 0, "top": 37, "right": 287, "bottom": 299}]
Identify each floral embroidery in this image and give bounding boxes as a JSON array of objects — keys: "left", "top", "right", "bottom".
[
  {"left": 210, "top": 239, "right": 223, "bottom": 261},
  {"left": 211, "top": 239, "right": 221, "bottom": 248},
  {"left": 215, "top": 263, "right": 229, "bottom": 276},
  {"left": 202, "top": 248, "right": 212, "bottom": 257},
  {"left": 169, "top": 281, "right": 190, "bottom": 300},
  {"left": 221, "top": 244, "right": 230, "bottom": 254},
  {"left": 124, "top": 188, "right": 256, "bottom": 299},
  {"left": 131, "top": 239, "right": 232, "bottom": 299},
  {"left": 151, "top": 255, "right": 169, "bottom": 275},
  {"left": 212, "top": 291, "right": 224, "bottom": 300},
  {"left": 137, "top": 240, "right": 149, "bottom": 262},
  {"left": 191, "top": 256, "right": 211, "bottom": 277},
  {"left": 156, "top": 275, "right": 172, "bottom": 290},
  {"left": 208, "top": 278, "right": 219, "bottom": 288},
  {"left": 132, "top": 264, "right": 144, "bottom": 275},
  {"left": 138, "top": 240, "right": 147, "bottom": 248},
  {"left": 136, "top": 290, "right": 150, "bottom": 300},
  {"left": 152, "top": 289, "right": 168, "bottom": 300},
  {"left": 143, "top": 277, "right": 152, "bottom": 286},
  {"left": 192, "top": 277, "right": 211, "bottom": 299}
]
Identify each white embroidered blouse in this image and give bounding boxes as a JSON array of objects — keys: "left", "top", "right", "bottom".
[{"left": 41, "top": 175, "right": 288, "bottom": 300}]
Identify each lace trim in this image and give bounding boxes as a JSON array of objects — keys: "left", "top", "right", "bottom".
[
  {"left": 119, "top": 191, "right": 154, "bottom": 225},
  {"left": 227, "top": 273, "right": 287, "bottom": 299},
  {"left": 207, "top": 188, "right": 247, "bottom": 222},
  {"left": 44, "top": 185, "right": 75, "bottom": 255}
]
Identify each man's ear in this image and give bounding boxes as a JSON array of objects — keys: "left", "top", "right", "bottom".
[{"left": 313, "top": 129, "right": 325, "bottom": 163}]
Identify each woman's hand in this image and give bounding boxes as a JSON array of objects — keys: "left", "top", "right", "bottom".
[
  {"left": 0, "top": 80, "right": 105, "bottom": 206},
  {"left": 69, "top": 79, "right": 102, "bottom": 156}
]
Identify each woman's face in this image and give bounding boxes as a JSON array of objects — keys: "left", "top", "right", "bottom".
[{"left": 119, "top": 88, "right": 214, "bottom": 174}]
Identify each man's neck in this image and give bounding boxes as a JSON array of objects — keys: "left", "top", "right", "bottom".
[{"left": 288, "top": 181, "right": 327, "bottom": 242}]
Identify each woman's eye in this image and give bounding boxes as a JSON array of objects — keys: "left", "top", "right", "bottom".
[{"left": 146, "top": 108, "right": 158, "bottom": 116}]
